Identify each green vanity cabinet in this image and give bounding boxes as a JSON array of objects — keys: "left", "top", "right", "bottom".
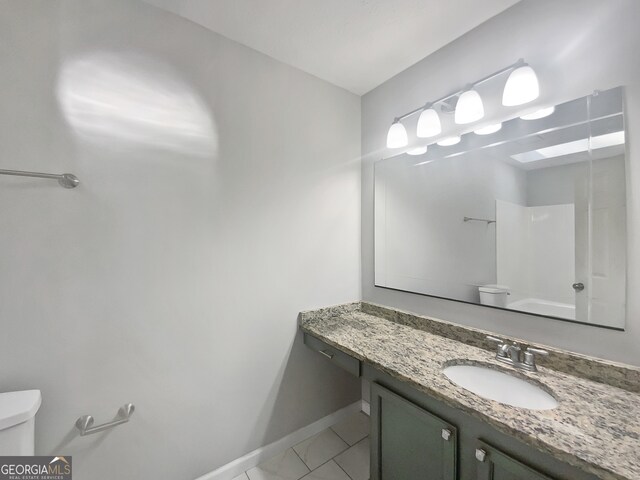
[
  {"left": 371, "top": 382, "right": 457, "bottom": 480},
  {"left": 364, "top": 365, "right": 600, "bottom": 480},
  {"left": 475, "top": 441, "right": 553, "bottom": 480}
]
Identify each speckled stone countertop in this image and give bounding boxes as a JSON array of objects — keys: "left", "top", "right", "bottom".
[{"left": 300, "top": 302, "right": 640, "bottom": 480}]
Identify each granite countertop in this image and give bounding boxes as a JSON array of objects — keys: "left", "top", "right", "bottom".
[{"left": 300, "top": 304, "right": 640, "bottom": 480}]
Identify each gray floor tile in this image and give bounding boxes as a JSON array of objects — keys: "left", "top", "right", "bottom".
[
  {"left": 301, "top": 460, "right": 351, "bottom": 480},
  {"left": 247, "top": 448, "right": 310, "bottom": 480},
  {"left": 293, "top": 428, "right": 349, "bottom": 470},
  {"left": 333, "top": 437, "right": 370, "bottom": 480},
  {"left": 330, "top": 412, "right": 370, "bottom": 446}
]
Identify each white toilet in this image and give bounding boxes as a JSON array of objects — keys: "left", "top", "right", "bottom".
[
  {"left": 0, "top": 390, "right": 41, "bottom": 455},
  {"left": 478, "top": 284, "right": 510, "bottom": 308}
]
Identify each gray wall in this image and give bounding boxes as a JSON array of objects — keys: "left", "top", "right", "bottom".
[
  {"left": 362, "top": 0, "right": 640, "bottom": 366},
  {"left": 0, "top": 1, "right": 361, "bottom": 479}
]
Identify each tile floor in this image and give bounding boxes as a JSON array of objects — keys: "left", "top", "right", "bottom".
[{"left": 235, "top": 411, "right": 370, "bottom": 480}]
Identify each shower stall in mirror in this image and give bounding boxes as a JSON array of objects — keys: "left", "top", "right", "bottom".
[{"left": 374, "top": 87, "right": 627, "bottom": 329}]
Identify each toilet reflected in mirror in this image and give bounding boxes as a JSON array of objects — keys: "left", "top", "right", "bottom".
[{"left": 478, "top": 285, "right": 510, "bottom": 308}]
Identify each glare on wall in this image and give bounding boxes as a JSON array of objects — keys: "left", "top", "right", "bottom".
[{"left": 56, "top": 52, "right": 218, "bottom": 158}]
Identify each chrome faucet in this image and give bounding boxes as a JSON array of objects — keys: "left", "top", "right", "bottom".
[{"left": 486, "top": 336, "right": 548, "bottom": 372}]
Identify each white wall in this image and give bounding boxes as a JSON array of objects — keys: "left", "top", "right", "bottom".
[
  {"left": 496, "top": 200, "right": 575, "bottom": 305},
  {"left": 0, "top": 1, "right": 361, "bottom": 479},
  {"left": 362, "top": 0, "right": 640, "bottom": 365},
  {"left": 524, "top": 156, "right": 627, "bottom": 328}
]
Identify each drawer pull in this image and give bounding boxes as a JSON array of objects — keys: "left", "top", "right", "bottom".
[
  {"left": 303, "top": 334, "right": 360, "bottom": 377},
  {"left": 441, "top": 429, "right": 451, "bottom": 441},
  {"left": 475, "top": 448, "right": 487, "bottom": 462},
  {"left": 319, "top": 350, "right": 334, "bottom": 360}
]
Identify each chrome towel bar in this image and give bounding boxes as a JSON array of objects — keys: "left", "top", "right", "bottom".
[
  {"left": 0, "top": 168, "right": 79, "bottom": 189},
  {"left": 75, "top": 404, "right": 135, "bottom": 436},
  {"left": 464, "top": 216, "right": 496, "bottom": 224}
]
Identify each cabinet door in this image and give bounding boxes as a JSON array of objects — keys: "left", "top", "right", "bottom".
[
  {"left": 475, "top": 441, "right": 555, "bottom": 480},
  {"left": 371, "top": 382, "right": 457, "bottom": 480}
]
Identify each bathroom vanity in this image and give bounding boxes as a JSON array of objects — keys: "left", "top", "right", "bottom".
[{"left": 300, "top": 302, "right": 640, "bottom": 480}]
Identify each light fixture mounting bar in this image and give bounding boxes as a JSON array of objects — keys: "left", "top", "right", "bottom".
[{"left": 395, "top": 59, "right": 525, "bottom": 122}]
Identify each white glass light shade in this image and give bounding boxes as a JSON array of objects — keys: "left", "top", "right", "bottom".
[
  {"left": 502, "top": 65, "right": 539, "bottom": 106},
  {"left": 416, "top": 108, "right": 441, "bottom": 138},
  {"left": 474, "top": 123, "right": 502, "bottom": 135},
  {"left": 407, "top": 146, "right": 428, "bottom": 156},
  {"left": 386, "top": 121, "right": 408, "bottom": 148},
  {"left": 455, "top": 89, "right": 484, "bottom": 124},
  {"left": 437, "top": 136, "right": 461, "bottom": 147},
  {"left": 520, "top": 106, "right": 555, "bottom": 120}
]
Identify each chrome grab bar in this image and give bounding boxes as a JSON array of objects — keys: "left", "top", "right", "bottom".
[{"left": 75, "top": 404, "right": 135, "bottom": 436}]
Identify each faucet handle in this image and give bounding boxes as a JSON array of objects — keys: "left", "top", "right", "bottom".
[
  {"left": 486, "top": 336, "right": 508, "bottom": 358},
  {"left": 526, "top": 347, "right": 549, "bottom": 356},
  {"left": 523, "top": 346, "right": 549, "bottom": 371}
]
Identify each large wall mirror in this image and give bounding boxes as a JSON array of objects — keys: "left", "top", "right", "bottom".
[{"left": 375, "top": 87, "right": 627, "bottom": 330}]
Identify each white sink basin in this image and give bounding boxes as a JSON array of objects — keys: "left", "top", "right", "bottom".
[{"left": 442, "top": 364, "right": 558, "bottom": 410}]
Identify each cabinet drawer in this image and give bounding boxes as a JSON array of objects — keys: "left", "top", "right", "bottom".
[{"left": 303, "top": 333, "right": 361, "bottom": 377}]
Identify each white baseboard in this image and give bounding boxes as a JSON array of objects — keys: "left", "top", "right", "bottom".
[
  {"left": 195, "top": 401, "right": 364, "bottom": 480},
  {"left": 361, "top": 399, "right": 370, "bottom": 416}
]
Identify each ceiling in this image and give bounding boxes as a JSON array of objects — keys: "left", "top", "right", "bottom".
[{"left": 142, "top": 0, "right": 520, "bottom": 95}]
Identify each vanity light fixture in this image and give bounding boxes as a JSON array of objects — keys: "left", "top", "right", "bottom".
[
  {"left": 474, "top": 123, "right": 502, "bottom": 135},
  {"left": 416, "top": 106, "right": 441, "bottom": 138},
  {"left": 520, "top": 106, "right": 555, "bottom": 120},
  {"left": 437, "top": 136, "right": 461, "bottom": 147},
  {"left": 455, "top": 88, "right": 485, "bottom": 124},
  {"left": 407, "top": 146, "right": 428, "bottom": 155},
  {"left": 502, "top": 63, "right": 540, "bottom": 106},
  {"left": 386, "top": 59, "right": 540, "bottom": 149},
  {"left": 386, "top": 119, "right": 408, "bottom": 148}
]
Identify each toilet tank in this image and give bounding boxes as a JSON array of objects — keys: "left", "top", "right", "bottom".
[{"left": 0, "top": 390, "right": 41, "bottom": 456}]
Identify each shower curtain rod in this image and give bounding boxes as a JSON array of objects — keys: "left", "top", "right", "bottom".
[{"left": 0, "top": 168, "right": 80, "bottom": 189}]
